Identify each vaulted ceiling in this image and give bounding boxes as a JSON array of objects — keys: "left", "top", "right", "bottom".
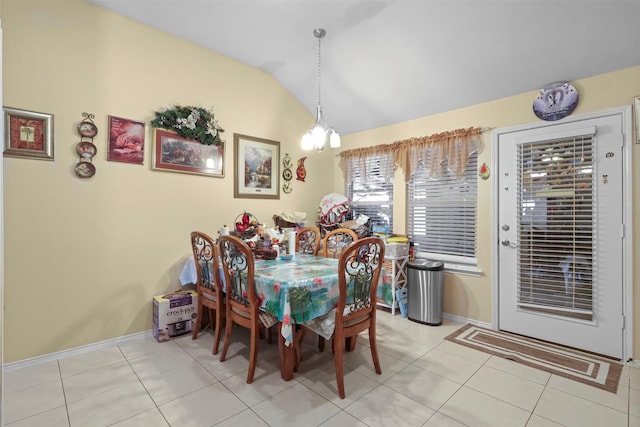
[{"left": 87, "top": 0, "right": 640, "bottom": 135}]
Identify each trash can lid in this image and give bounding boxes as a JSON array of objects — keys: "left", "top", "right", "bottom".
[{"left": 408, "top": 259, "right": 444, "bottom": 271}]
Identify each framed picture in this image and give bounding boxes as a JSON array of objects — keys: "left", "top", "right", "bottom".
[
  {"left": 3, "top": 106, "right": 54, "bottom": 160},
  {"left": 634, "top": 96, "right": 640, "bottom": 144},
  {"left": 152, "top": 128, "right": 224, "bottom": 177},
  {"left": 233, "top": 133, "right": 280, "bottom": 199},
  {"left": 107, "top": 115, "right": 145, "bottom": 164}
]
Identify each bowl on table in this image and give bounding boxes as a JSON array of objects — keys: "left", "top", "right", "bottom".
[
  {"left": 262, "top": 249, "right": 278, "bottom": 260},
  {"left": 280, "top": 254, "right": 293, "bottom": 261}
]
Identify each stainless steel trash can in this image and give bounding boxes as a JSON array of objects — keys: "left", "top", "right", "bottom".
[{"left": 407, "top": 260, "right": 444, "bottom": 325}]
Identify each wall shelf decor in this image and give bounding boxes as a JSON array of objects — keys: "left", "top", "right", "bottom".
[
  {"left": 75, "top": 112, "right": 97, "bottom": 178},
  {"left": 282, "top": 153, "right": 293, "bottom": 194}
]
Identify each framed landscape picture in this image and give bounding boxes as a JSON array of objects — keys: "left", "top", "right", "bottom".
[
  {"left": 152, "top": 128, "right": 224, "bottom": 177},
  {"left": 3, "top": 106, "right": 54, "bottom": 160},
  {"left": 233, "top": 133, "right": 280, "bottom": 199}
]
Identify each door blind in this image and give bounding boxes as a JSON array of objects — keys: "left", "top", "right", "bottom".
[
  {"left": 407, "top": 152, "right": 477, "bottom": 262},
  {"left": 345, "top": 153, "right": 394, "bottom": 233},
  {"left": 516, "top": 135, "right": 594, "bottom": 319}
]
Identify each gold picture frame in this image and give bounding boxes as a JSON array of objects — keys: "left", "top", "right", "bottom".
[
  {"left": 233, "top": 133, "right": 280, "bottom": 199},
  {"left": 634, "top": 96, "right": 640, "bottom": 144}
]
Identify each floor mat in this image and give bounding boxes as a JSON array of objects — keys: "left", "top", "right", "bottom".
[{"left": 444, "top": 324, "right": 623, "bottom": 393}]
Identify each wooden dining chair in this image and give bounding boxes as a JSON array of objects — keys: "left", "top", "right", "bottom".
[
  {"left": 295, "top": 226, "right": 321, "bottom": 255},
  {"left": 218, "top": 235, "right": 278, "bottom": 384},
  {"left": 320, "top": 228, "right": 358, "bottom": 258},
  {"left": 296, "top": 236, "right": 385, "bottom": 399},
  {"left": 190, "top": 231, "right": 225, "bottom": 355}
]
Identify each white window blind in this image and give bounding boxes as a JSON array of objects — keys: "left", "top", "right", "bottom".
[
  {"left": 517, "top": 135, "right": 593, "bottom": 319},
  {"left": 407, "top": 152, "right": 478, "bottom": 265},
  {"left": 345, "top": 153, "right": 394, "bottom": 233}
]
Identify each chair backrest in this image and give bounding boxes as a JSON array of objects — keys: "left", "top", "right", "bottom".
[
  {"left": 296, "top": 226, "right": 321, "bottom": 255},
  {"left": 218, "top": 235, "right": 258, "bottom": 312},
  {"left": 190, "top": 231, "right": 223, "bottom": 295},
  {"left": 335, "top": 237, "right": 385, "bottom": 328},
  {"left": 320, "top": 228, "right": 358, "bottom": 258}
]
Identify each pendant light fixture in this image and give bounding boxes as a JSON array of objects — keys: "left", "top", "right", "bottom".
[{"left": 301, "top": 28, "right": 341, "bottom": 152}]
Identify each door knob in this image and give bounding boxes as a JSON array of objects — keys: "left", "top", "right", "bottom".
[{"left": 501, "top": 239, "right": 517, "bottom": 247}]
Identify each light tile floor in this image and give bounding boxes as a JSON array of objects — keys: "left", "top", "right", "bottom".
[{"left": 4, "top": 314, "right": 640, "bottom": 427}]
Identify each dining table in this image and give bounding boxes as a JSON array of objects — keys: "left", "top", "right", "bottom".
[{"left": 179, "top": 252, "right": 391, "bottom": 381}]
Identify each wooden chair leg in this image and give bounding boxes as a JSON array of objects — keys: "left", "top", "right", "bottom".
[
  {"left": 266, "top": 325, "right": 273, "bottom": 344},
  {"left": 317, "top": 336, "right": 325, "bottom": 352},
  {"left": 293, "top": 326, "right": 307, "bottom": 371},
  {"left": 334, "top": 335, "right": 346, "bottom": 399},
  {"left": 347, "top": 335, "right": 357, "bottom": 352},
  {"left": 192, "top": 301, "right": 204, "bottom": 340},
  {"left": 247, "top": 325, "right": 260, "bottom": 384},
  {"left": 369, "top": 327, "right": 382, "bottom": 375},
  {"left": 212, "top": 308, "right": 222, "bottom": 355},
  {"left": 219, "top": 314, "right": 233, "bottom": 362}
]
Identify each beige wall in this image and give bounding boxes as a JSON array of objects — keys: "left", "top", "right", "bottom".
[
  {"left": 3, "top": 1, "right": 639, "bottom": 363},
  {"left": 2, "top": 1, "right": 335, "bottom": 362},
  {"left": 338, "top": 66, "right": 640, "bottom": 359}
]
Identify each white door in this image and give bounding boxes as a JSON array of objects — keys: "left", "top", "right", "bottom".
[{"left": 496, "top": 111, "right": 626, "bottom": 359}]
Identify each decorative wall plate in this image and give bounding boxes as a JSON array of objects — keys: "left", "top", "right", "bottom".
[
  {"left": 533, "top": 82, "right": 579, "bottom": 121},
  {"left": 296, "top": 157, "right": 307, "bottom": 182},
  {"left": 77, "top": 121, "right": 98, "bottom": 138},
  {"left": 282, "top": 169, "right": 293, "bottom": 181},
  {"left": 283, "top": 153, "right": 292, "bottom": 169},
  {"left": 76, "top": 141, "right": 97, "bottom": 159},
  {"left": 75, "top": 161, "right": 96, "bottom": 178}
]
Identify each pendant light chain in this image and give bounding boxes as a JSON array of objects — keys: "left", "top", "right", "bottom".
[{"left": 316, "top": 30, "right": 323, "bottom": 107}]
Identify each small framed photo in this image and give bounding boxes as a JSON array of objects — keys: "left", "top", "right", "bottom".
[
  {"left": 152, "top": 128, "right": 224, "bottom": 177},
  {"left": 634, "top": 96, "right": 640, "bottom": 144},
  {"left": 107, "top": 115, "right": 145, "bottom": 164},
  {"left": 233, "top": 133, "right": 280, "bottom": 199},
  {"left": 3, "top": 106, "right": 54, "bottom": 160}
]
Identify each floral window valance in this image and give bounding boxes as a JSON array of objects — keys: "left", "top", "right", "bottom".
[{"left": 339, "top": 127, "right": 483, "bottom": 183}]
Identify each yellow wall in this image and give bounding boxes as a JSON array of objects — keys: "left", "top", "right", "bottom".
[
  {"left": 3, "top": 1, "right": 639, "bottom": 363},
  {"left": 338, "top": 66, "right": 640, "bottom": 359},
  {"left": 2, "top": 0, "right": 335, "bottom": 362}
]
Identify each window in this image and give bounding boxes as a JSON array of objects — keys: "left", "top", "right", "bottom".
[
  {"left": 345, "top": 152, "right": 394, "bottom": 234},
  {"left": 407, "top": 151, "right": 478, "bottom": 271}
]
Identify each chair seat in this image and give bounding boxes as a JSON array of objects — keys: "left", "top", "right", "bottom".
[
  {"left": 258, "top": 311, "right": 279, "bottom": 328},
  {"left": 230, "top": 305, "right": 278, "bottom": 328},
  {"left": 303, "top": 305, "right": 370, "bottom": 340},
  {"left": 303, "top": 310, "right": 336, "bottom": 340}
]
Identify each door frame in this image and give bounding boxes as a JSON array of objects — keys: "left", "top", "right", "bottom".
[{"left": 491, "top": 106, "right": 634, "bottom": 361}]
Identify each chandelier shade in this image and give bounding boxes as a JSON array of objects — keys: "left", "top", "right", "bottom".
[{"left": 301, "top": 28, "right": 341, "bottom": 152}]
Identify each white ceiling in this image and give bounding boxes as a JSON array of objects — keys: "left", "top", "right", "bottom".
[{"left": 86, "top": 0, "right": 640, "bottom": 135}]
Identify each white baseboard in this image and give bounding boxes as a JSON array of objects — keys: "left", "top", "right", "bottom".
[
  {"left": 3, "top": 330, "right": 154, "bottom": 372},
  {"left": 443, "top": 312, "right": 492, "bottom": 329}
]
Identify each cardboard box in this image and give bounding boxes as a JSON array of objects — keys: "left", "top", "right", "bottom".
[{"left": 153, "top": 290, "right": 198, "bottom": 342}]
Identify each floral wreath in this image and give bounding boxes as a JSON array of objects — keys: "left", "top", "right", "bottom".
[{"left": 151, "top": 105, "right": 224, "bottom": 146}]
